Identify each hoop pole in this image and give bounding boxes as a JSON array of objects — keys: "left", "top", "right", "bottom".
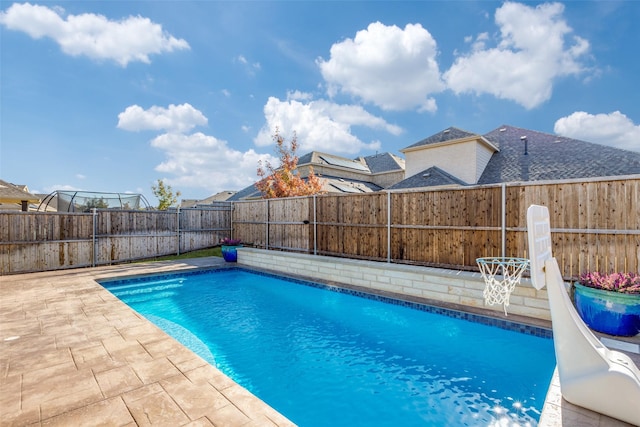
[{"left": 501, "top": 183, "right": 506, "bottom": 258}]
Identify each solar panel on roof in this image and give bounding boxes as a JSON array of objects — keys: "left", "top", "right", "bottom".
[
  {"left": 329, "top": 183, "right": 365, "bottom": 193},
  {"left": 319, "top": 155, "right": 370, "bottom": 172}
]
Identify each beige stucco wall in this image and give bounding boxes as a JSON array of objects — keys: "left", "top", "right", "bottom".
[
  {"left": 237, "top": 248, "right": 551, "bottom": 321},
  {"left": 404, "top": 139, "right": 495, "bottom": 184},
  {"left": 370, "top": 170, "right": 405, "bottom": 188}
]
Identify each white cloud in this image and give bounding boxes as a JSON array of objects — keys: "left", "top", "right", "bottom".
[
  {"left": 287, "top": 90, "right": 313, "bottom": 102},
  {"left": 554, "top": 111, "right": 640, "bottom": 152},
  {"left": 117, "top": 103, "right": 207, "bottom": 133},
  {"left": 0, "top": 3, "right": 189, "bottom": 66},
  {"left": 254, "top": 96, "right": 403, "bottom": 155},
  {"left": 117, "top": 103, "right": 275, "bottom": 194},
  {"left": 444, "top": 2, "right": 590, "bottom": 109},
  {"left": 317, "top": 22, "right": 443, "bottom": 112},
  {"left": 41, "top": 184, "right": 83, "bottom": 194},
  {"left": 150, "top": 132, "right": 276, "bottom": 192},
  {"left": 471, "top": 32, "right": 489, "bottom": 51},
  {"left": 235, "top": 54, "right": 261, "bottom": 75}
]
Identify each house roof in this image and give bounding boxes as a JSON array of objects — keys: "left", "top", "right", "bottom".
[
  {"left": 402, "top": 127, "right": 478, "bottom": 150},
  {"left": 324, "top": 176, "right": 383, "bottom": 193},
  {"left": 298, "top": 151, "right": 405, "bottom": 175},
  {"left": 227, "top": 184, "right": 262, "bottom": 201},
  {"left": 181, "top": 191, "right": 236, "bottom": 208},
  {"left": 0, "top": 179, "right": 40, "bottom": 204},
  {"left": 299, "top": 151, "right": 371, "bottom": 173},
  {"left": 388, "top": 166, "right": 467, "bottom": 190},
  {"left": 227, "top": 150, "right": 405, "bottom": 201},
  {"left": 227, "top": 174, "right": 384, "bottom": 201},
  {"left": 359, "top": 152, "right": 405, "bottom": 174},
  {"left": 477, "top": 125, "right": 640, "bottom": 184}
]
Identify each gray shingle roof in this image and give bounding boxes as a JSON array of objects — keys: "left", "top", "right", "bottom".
[
  {"left": 403, "top": 127, "right": 478, "bottom": 150},
  {"left": 227, "top": 184, "right": 261, "bottom": 201},
  {"left": 388, "top": 166, "right": 467, "bottom": 190},
  {"left": 477, "top": 125, "right": 640, "bottom": 184},
  {"left": 360, "top": 152, "right": 405, "bottom": 174},
  {"left": 297, "top": 152, "right": 314, "bottom": 165}
]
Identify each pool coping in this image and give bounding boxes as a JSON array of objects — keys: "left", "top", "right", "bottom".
[{"left": 1, "top": 257, "right": 637, "bottom": 426}]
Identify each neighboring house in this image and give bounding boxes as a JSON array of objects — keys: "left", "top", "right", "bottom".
[
  {"left": 390, "top": 125, "right": 640, "bottom": 190},
  {"left": 228, "top": 151, "right": 405, "bottom": 201},
  {"left": 0, "top": 179, "right": 41, "bottom": 211},
  {"left": 213, "top": 124, "right": 639, "bottom": 201},
  {"left": 181, "top": 191, "right": 237, "bottom": 208}
]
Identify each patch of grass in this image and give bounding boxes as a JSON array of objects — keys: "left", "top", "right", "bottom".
[{"left": 143, "top": 246, "right": 222, "bottom": 262}]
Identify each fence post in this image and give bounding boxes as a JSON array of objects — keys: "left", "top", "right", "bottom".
[
  {"left": 387, "top": 191, "right": 391, "bottom": 263},
  {"left": 229, "top": 202, "right": 236, "bottom": 239},
  {"left": 92, "top": 208, "right": 97, "bottom": 267},
  {"left": 177, "top": 206, "right": 181, "bottom": 256},
  {"left": 501, "top": 183, "right": 506, "bottom": 258},
  {"left": 313, "top": 195, "right": 317, "bottom": 255},
  {"left": 265, "top": 199, "right": 269, "bottom": 250}
]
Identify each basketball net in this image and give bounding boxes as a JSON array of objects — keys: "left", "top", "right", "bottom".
[{"left": 476, "top": 257, "right": 530, "bottom": 315}]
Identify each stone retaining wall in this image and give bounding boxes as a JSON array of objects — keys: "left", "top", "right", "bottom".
[{"left": 237, "top": 248, "right": 550, "bottom": 321}]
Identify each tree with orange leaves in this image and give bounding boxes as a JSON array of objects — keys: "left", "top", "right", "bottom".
[{"left": 256, "top": 129, "right": 325, "bottom": 198}]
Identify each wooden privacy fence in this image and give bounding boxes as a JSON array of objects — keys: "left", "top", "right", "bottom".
[
  {"left": 2, "top": 177, "right": 637, "bottom": 278},
  {"left": 232, "top": 176, "right": 639, "bottom": 279},
  {"left": 0, "top": 205, "right": 231, "bottom": 274}
]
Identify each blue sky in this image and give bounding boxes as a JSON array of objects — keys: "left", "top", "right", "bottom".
[{"left": 1, "top": 1, "right": 639, "bottom": 204}]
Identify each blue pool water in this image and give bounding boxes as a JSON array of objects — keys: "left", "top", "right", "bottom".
[{"left": 102, "top": 268, "right": 555, "bottom": 427}]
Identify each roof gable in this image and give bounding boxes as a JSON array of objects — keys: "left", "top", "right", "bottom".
[
  {"left": 402, "top": 127, "right": 478, "bottom": 150},
  {"left": 388, "top": 166, "right": 467, "bottom": 190}
]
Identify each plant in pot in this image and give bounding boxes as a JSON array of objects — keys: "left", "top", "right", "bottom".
[
  {"left": 220, "top": 237, "right": 242, "bottom": 262},
  {"left": 574, "top": 271, "right": 640, "bottom": 336}
]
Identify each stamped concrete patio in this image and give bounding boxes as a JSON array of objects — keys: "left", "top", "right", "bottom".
[
  {"left": 0, "top": 257, "right": 295, "bottom": 426},
  {"left": 1, "top": 256, "right": 638, "bottom": 426}
]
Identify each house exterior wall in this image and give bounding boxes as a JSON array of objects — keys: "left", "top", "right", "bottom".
[
  {"left": 475, "top": 142, "right": 495, "bottom": 183},
  {"left": 404, "top": 140, "right": 482, "bottom": 184},
  {"left": 370, "top": 170, "right": 405, "bottom": 188},
  {"left": 237, "top": 248, "right": 551, "bottom": 321}
]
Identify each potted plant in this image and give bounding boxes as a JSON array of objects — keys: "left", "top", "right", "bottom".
[
  {"left": 574, "top": 272, "right": 640, "bottom": 336},
  {"left": 220, "top": 237, "right": 242, "bottom": 262}
]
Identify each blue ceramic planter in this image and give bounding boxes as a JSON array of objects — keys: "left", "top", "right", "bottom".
[
  {"left": 574, "top": 283, "right": 640, "bottom": 336},
  {"left": 221, "top": 245, "right": 242, "bottom": 262}
]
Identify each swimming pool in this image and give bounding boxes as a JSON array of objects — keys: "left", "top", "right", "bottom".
[{"left": 102, "top": 268, "right": 555, "bottom": 426}]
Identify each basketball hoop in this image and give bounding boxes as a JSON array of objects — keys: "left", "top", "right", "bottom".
[{"left": 476, "top": 257, "right": 530, "bottom": 315}]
